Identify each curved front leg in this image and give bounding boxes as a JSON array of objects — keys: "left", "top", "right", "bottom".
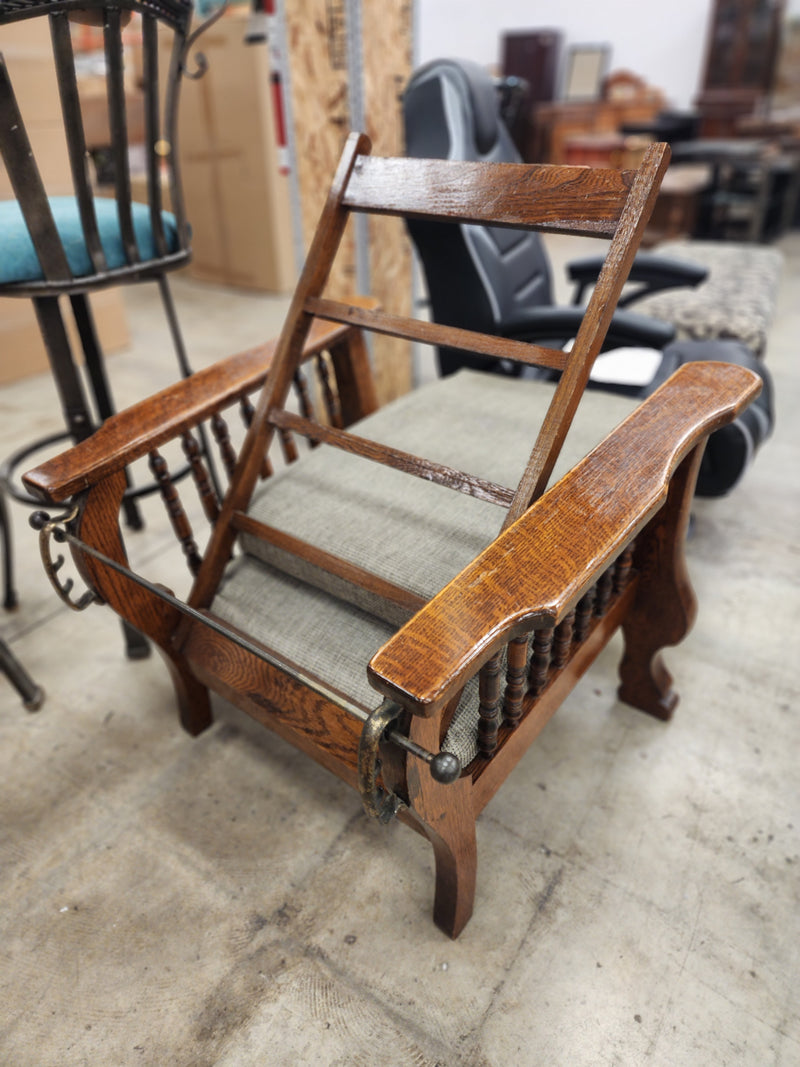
[
  {"left": 617, "top": 445, "right": 704, "bottom": 720},
  {"left": 404, "top": 713, "right": 477, "bottom": 939}
]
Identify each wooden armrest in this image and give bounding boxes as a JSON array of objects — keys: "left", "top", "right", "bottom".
[
  {"left": 23, "top": 308, "right": 375, "bottom": 504},
  {"left": 368, "top": 361, "right": 761, "bottom": 716}
]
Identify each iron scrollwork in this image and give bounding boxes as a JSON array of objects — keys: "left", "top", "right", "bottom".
[{"left": 30, "top": 505, "right": 96, "bottom": 612}]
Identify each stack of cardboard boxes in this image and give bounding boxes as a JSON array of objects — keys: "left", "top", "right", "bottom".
[
  {"left": 160, "top": 8, "right": 296, "bottom": 292},
  {"left": 0, "top": 18, "right": 130, "bottom": 386}
]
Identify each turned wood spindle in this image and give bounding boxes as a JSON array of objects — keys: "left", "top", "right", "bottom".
[
  {"left": 316, "top": 352, "right": 343, "bottom": 429},
  {"left": 239, "top": 394, "right": 255, "bottom": 427},
  {"left": 613, "top": 542, "right": 635, "bottom": 592},
  {"left": 502, "top": 636, "right": 528, "bottom": 729},
  {"left": 210, "top": 413, "right": 238, "bottom": 480},
  {"left": 149, "top": 449, "right": 203, "bottom": 575},
  {"left": 293, "top": 368, "right": 315, "bottom": 423},
  {"left": 552, "top": 610, "right": 575, "bottom": 669},
  {"left": 594, "top": 567, "right": 614, "bottom": 616},
  {"left": 239, "top": 397, "right": 273, "bottom": 479},
  {"left": 181, "top": 430, "right": 219, "bottom": 523},
  {"left": 478, "top": 652, "right": 502, "bottom": 758},
  {"left": 574, "top": 586, "right": 596, "bottom": 642},
  {"left": 528, "top": 626, "right": 554, "bottom": 696},
  {"left": 277, "top": 425, "right": 299, "bottom": 464}
]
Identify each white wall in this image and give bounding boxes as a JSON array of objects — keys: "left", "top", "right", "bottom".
[{"left": 416, "top": 1, "right": 716, "bottom": 110}]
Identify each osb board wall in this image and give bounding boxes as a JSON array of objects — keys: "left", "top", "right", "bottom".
[
  {"left": 285, "top": 0, "right": 356, "bottom": 301},
  {"left": 361, "top": 0, "right": 414, "bottom": 402},
  {"left": 285, "top": 0, "right": 413, "bottom": 404}
]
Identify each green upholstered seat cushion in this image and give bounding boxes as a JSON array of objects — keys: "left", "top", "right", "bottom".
[
  {"left": 236, "top": 370, "right": 639, "bottom": 626},
  {"left": 0, "top": 197, "right": 180, "bottom": 284},
  {"left": 212, "top": 371, "right": 639, "bottom": 766}
]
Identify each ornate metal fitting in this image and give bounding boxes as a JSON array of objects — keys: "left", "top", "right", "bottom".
[
  {"left": 180, "top": 0, "right": 229, "bottom": 80},
  {"left": 30, "top": 505, "right": 96, "bottom": 612},
  {"left": 357, "top": 700, "right": 404, "bottom": 824}
]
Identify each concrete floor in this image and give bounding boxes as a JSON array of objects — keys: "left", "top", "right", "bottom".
[{"left": 0, "top": 235, "right": 798, "bottom": 1065}]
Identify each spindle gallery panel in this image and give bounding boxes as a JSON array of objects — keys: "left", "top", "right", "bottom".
[{"left": 285, "top": 0, "right": 413, "bottom": 404}]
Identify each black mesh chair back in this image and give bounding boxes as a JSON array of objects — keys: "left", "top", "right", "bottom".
[{"left": 403, "top": 58, "right": 554, "bottom": 375}]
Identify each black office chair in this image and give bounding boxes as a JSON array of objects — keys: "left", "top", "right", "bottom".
[
  {"left": 402, "top": 58, "right": 708, "bottom": 379},
  {"left": 402, "top": 59, "right": 774, "bottom": 497},
  {"left": 0, "top": 0, "right": 221, "bottom": 645}
]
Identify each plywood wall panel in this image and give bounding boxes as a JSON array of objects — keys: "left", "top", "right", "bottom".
[
  {"left": 360, "top": 0, "right": 414, "bottom": 402},
  {"left": 286, "top": 0, "right": 414, "bottom": 404},
  {"left": 285, "top": 0, "right": 356, "bottom": 299}
]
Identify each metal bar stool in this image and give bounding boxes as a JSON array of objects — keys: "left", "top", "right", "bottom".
[{"left": 0, "top": 0, "right": 221, "bottom": 657}]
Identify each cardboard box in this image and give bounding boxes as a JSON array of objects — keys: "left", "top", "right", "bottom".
[
  {"left": 0, "top": 289, "right": 129, "bottom": 386},
  {"left": 170, "top": 10, "right": 296, "bottom": 292},
  {"left": 0, "top": 20, "right": 73, "bottom": 197}
]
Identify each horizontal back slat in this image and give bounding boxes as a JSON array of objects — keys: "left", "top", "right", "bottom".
[
  {"left": 343, "top": 157, "right": 636, "bottom": 236},
  {"left": 305, "top": 297, "right": 569, "bottom": 372},
  {"left": 268, "top": 408, "right": 516, "bottom": 508}
]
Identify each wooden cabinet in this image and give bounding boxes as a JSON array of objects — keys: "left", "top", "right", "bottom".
[
  {"left": 696, "top": 0, "right": 786, "bottom": 135},
  {"left": 500, "top": 30, "right": 562, "bottom": 160}
]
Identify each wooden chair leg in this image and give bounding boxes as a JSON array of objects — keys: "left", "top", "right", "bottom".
[
  {"left": 618, "top": 445, "right": 704, "bottom": 720},
  {"left": 406, "top": 716, "right": 477, "bottom": 938},
  {"left": 162, "top": 653, "right": 214, "bottom": 736}
]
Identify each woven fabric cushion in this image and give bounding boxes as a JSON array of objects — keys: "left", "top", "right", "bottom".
[
  {"left": 238, "top": 370, "right": 638, "bottom": 626},
  {"left": 0, "top": 197, "right": 180, "bottom": 284},
  {"left": 631, "top": 240, "right": 782, "bottom": 358},
  {"left": 213, "top": 371, "right": 639, "bottom": 766}
]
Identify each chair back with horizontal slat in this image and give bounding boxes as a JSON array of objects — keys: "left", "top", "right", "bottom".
[
  {"left": 189, "top": 132, "right": 670, "bottom": 609},
  {"left": 0, "top": 0, "right": 194, "bottom": 293}
]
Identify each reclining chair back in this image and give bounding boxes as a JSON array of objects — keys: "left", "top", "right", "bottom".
[{"left": 189, "top": 130, "right": 671, "bottom": 616}]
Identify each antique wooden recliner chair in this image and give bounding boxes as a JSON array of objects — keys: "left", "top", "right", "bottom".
[{"left": 23, "top": 134, "right": 759, "bottom": 937}]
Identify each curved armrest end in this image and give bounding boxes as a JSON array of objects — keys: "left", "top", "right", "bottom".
[{"left": 368, "top": 361, "right": 760, "bottom": 715}]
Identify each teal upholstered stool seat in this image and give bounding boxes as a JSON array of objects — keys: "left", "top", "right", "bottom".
[
  {"left": 213, "top": 370, "right": 639, "bottom": 767},
  {"left": 0, "top": 198, "right": 181, "bottom": 286}
]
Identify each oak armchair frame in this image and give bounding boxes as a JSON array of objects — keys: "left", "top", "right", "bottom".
[{"left": 24, "top": 135, "right": 760, "bottom": 937}]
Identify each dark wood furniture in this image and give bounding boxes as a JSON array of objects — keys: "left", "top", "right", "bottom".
[
  {"left": 531, "top": 93, "right": 664, "bottom": 164},
  {"left": 23, "top": 137, "right": 760, "bottom": 937},
  {"left": 500, "top": 29, "right": 562, "bottom": 160},
  {"left": 696, "top": 0, "right": 786, "bottom": 136}
]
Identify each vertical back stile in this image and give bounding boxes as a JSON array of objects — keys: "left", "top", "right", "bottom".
[
  {"left": 163, "top": 32, "right": 188, "bottom": 247},
  {"left": 49, "top": 11, "right": 106, "bottom": 273},
  {"left": 188, "top": 132, "right": 372, "bottom": 611},
  {"left": 104, "top": 7, "right": 138, "bottom": 264},
  {"left": 141, "top": 13, "right": 167, "bottom": 257},
  {"left": 503, "top": 142, "right": 672, "bottom": 528}
]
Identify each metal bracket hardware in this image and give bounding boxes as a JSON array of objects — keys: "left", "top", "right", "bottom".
[
  {"left": 180, "top": 1, "right": 230, "bottom": 80},
  {"left": 31, "top": 505, "right": 96, "bottom": 612},
  {"left": 29, "top": 508, "right": 462, "bottom": 807},
  {"left": 358, "top": 699, "right": 404, "bottom": 823}
]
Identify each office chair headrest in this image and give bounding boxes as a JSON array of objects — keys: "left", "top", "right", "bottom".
[{"left": 404, "top": 58, "right": 505, "bottom": 159}]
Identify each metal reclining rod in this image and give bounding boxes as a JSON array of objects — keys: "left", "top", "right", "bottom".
[{"left": 30, "top": 507, "right": 462, "bottom": 818}]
